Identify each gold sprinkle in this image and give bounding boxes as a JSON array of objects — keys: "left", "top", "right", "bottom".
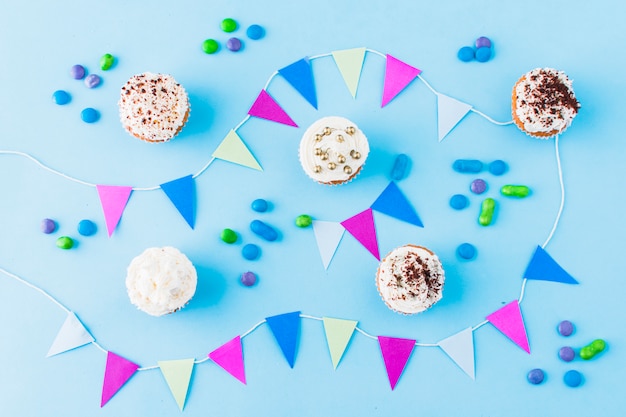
[
  {"left": 323, "top": 127, "right": 332, "bottom": 135},
  {"left": 344, "top": 165, "right": 352, "bottom": 174},
  {"left": 320, "top": 153, "right": 329, "bottom": 161},
  {"left": 336, "top": 134, "right": 344, "bottom": 143},
  {"left": 328, "top": 162, "right": 337, "bottom": 170},
  {"left": 314, "top": 148, "right": 322, "bottom": 156},
  {"left": 337, "top": 154, "right": 346, "bottom": 164},
  {"left": 350, "top": 150, "right": 361, "bottom": 159},
  {"left": 314, "top": 134, "right": 323, "bottom": 142},
  {"left": 314, "top": 165, "right": 322, "bottom": 173},
  {"left": 346, "top": 126, "right": 356, "bottom": 135}
]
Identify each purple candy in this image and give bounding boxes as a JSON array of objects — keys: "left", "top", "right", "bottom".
[
  {"left": 527, "top": 368, "right": 545, "bottom": 385},
  {"left": 559, "top": 346, "right": 575, "bottom": 362},
  {"left": 558, "top": 320, "right": 574, "bottom": 336},
  {"left": 41, "top": 218, "right": 57, "bottom": 234},
  {"left": 470, "top": 179, "right": 487, "bottom": 194},
  {"left": 475, "top": 36, "right": 492, "bottom": 48},
  {"left": 71, "top": 64, "right": 86, "bottom": 80},
  {"left": 241, "top": 271, "right": 257, "bottom": 286},
  {"left": 84, "top": 74, "right": 101, "bottom": 88},
  {"left": 226, "top": 37, "right": 242, "bottom": 52}
]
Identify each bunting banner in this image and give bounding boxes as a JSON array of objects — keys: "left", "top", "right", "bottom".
[
  {"left": 312, "top": 220, "right": 346, "bottom": 270},
  {"left": 265, "top": 311, "right": 301, "bottom": 368},
  {"left": 279, "top": 57, "right": 318, "bottom": 109},
  {"left": 370, "top": 181, "right": 424, "bottom": 227},
  {"left": 381, "top": 54, "right": 422, "bottom": 107},
  {"left": 160, "top": 175, "right": 196, "bottom": 229},
  {"left": 96, "top": 185, "right": 132, "bottom": 237},
  {"left": 523, "top": 245, "right": 578, "bottom": 284},
  {"left": 331, "top": 47, "right": 366, "bottom": 98},
  {"left": 438, "top": 328, "right": 475, "bottom": 379},
  {"left": 208, "top": 335, "right": 246, "bottom": 384},
  {"left": 322, "top": 317, "right": 358, "bottom": 369},
  {"left": 47, "top": 312, "right": 94, "bottom": 357},
  {"left": 159, "top": 358, "right": 195, "bottom": 411},
  {"left": 486, "top": 301, "right": 530, "bottom": 353},
  {"left": 247, "top": 89, "right": 298, "bottom": 127},
  {"left": 100, "top": 351, "right": 140, "bottom": 407},
  {"left": 436, "top": 93, "right": 473, "bottom": 142},
  {"left": 212, "top": 129, "right": 263, "bottom": 171},
  {"left": 378, "top": 336, "right": 416, "bottom": 390},
  {"left": 340, "top": 208, "right": 380, "bottom": 260}
]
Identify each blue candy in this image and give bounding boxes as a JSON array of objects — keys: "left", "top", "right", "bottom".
[
  {"left": 52, "top": 90, "right": 71, "bottom": 105},
  {"left": 488, "top": 160, "right": 507, "bottom": 176},
  {"left": 251, "top": 199, "right": 269, "bottom": 213},
  {"left": 250, "top": 219, "right": 278, "bottom": 241},
  {"left": 449, "top": 194, "right": 469, "bottom": 210},
  {"left": 453, "top": 159, "right": 483, "bottom": 173},
  {"left": 390, "top": 153, "right": 410, "bottom": 181},
  {"left": 77, "top": 219, "right": 97, "bottom": 236},
  {"left": 246, "top": 24, "right": 265, "bottom": 40},
  {"left": 457, "top": 46, "right": 474, "bottom": 62},
  {"left": 242, "top": 244, "right": 260, "bottom": 260},
  {"left": 457, "top": 243, "right": 476, "bottom": 260},
  {"left": 563, "top": 370, "right": 583, "bottom": 387},
  {"left": 527, "top": 368, "right": 545, "bottom": 385},
  {"left": 475, "top": 46, "right": 492, "bottom": 62},
  {"left": 81, "top": 108, "right": 100, "bottom": 123}
]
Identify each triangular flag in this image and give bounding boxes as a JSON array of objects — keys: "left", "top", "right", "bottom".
[
  {"left": 437, "top": 93, "right": 473, "bottom": 141},
  {"left": 101, "top": 351, "right": 140, "bottom": 407},
  {"left": 248, "top": 90, "right": 298, "bottom": 127},
  {"left": 486, "top": 301, "right": 530, "bottom": 353},
  {"left": 212, "top": 129, "right": 263, "bottom": 171},
  {"left": 158, "top": 358, "right": 195, "bottom": 411},
  {"left": 381, "top": 54, "right": 422, "bottom": 107},
  {"left": 312, "top": 220, "right": 346, "bottom": 270},
  {"left": 208, "top": 336, "right": 246, "bottom": 384},
  {"left": 96, "top": 185, "right": 132, "bottom": 237},
  {"left": 378, "top": 336, "right": 416, "bottom": 390},
  {"left": 265, "top": 311, "right": 301, "bottom": 368},
  {"left": 279, "top": 57, "right": 317, "bottom": 109},
  {"left": 160, "top": 175, "right": 196, "bottom": 229},
  {"left": 340, "top": 208, "right": 380, "bottom": 260},
  {"left": 47, "top": 312, "right": 94, "bottom": 357},
  {"left": 370, "top": 181, "right": 423, "bottom": 227},
  {"left": 332, "top": 47, "right": 366, "bottom": 98},
  {"left": 438, "top": 328, "right": 475, "bottom": 379},
  {"left": 523, "top": 245, "right": 578, "bottom": 284},
  {"left": 322, "top": 317, "right": 357, "bottom": 369}
]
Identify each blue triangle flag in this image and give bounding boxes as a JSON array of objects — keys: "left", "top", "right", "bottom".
[
  {"left": 523, "top": 245, "right": 578, "bottom": 284},
  {"left": 265, "top": 311, "right": 301, "bottom": 368},
  {"left": 278, "top": 58, "right": 317, "bottom": 109},
  {"left": 160, "top": 175, "right": 196, "bottom": 229},
  {"left": 371, "top": 181, "right": 423, "bottom": 227}
]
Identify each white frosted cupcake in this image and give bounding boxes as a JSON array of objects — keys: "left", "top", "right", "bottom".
[
  {"left": 376, "top": 244, "right": 445, "bottom": 315},
  {"left": 299, "top": 116, "right": 369, "bottom": 185},
  {"left": 125, "top": 247, "right": 197, "bottom": 316}
]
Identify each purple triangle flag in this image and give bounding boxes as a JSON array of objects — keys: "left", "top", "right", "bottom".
[
  {"left": 486, "top": 301, "right": 530, "bottom": 353},
  {"left": 209, "top": 335, "right": 246, "bottom": 384},
  {"left": 371, "top": 181, "right": 423, "bottom": 227},
  {"left": 160, "top": 175, "right": 196, "bottom": 229},
  {"left": 279, "top": 57, "right": 318, "bottom": 109},
  {"left": 248, "top": 90, "right": 298, "bottom": 127},
  {"left": 96, "top": 185, "right": 132, "bottom": 237},
  {"left": 378, "top": 336, "right": 416, "bottom": 390},
  {"left": 523, "top": 245, "right": 578, "bottom": 284},
  {"left": 381, "top": 55, "right": 422, "bottom": 107},
  {"left": 341, "top": 208, "right": 380, "bottom": 260},
  {"left": 265, "top": 311, "right": 301, "bottom": 368},
  {"left": 101, "top": 351, "right": 140, "bottom": 407}
]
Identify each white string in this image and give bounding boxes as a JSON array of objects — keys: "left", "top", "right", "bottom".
[
  {"left": 518, "top": 278, "right": 529, "bottom": 304},
  {"left": 469, "top": 108, "right": 515, "bottom": 126},
  {"left": 541, "top": 134, "right": 564, "bottom": 249},
  {"left": 0, "top": 150, "right": 97, "bottom": 187},
  {"left": 0, "top": 266, "right": 70, "bottom": 314}
]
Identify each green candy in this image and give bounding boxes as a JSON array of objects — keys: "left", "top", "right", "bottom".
[
  {"left": 579, "top": 339, "right": 606, "bottom": 360},
  {"left": 220, "top": 228, "right": 238, "bottom": 244},
  {"left": 501, "top": 185, "right": 530, "bottom": 198},
  {"left": 56, "top": 236, "right": 74, "bottom": 250},
  {"left": 202, "top": 39, "right": 219, "bottom": 54},
  {"left": 478, "top": 198, "right": 496, "bottom": 226},
  {"left": 100, "top": 53, "right": 115, "bottom": 71},
  {"left": 221, "top": 18, "right": 238, "bottom": 33},
  {"left": 295, "top": 214, "right": 312, "bottom": 228}
]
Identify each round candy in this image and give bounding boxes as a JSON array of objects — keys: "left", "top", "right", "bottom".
[
  {"left": 251, "top": 198, "right": 269, "bottom": 213},
  {"left": 240, "top": 271, "right": 257, "bottom": 286},
  {"left": 563, "top": 370, "right": 583, "bottom": 387},
  {"left": 84, "top": 74, "right": 101, "bottom": 88},
  {"left": 527, "top": 368, "right": 545, "bottom": 385},
  {"left": 475, "top": 36, "right": 492, "bottom": 48},
  {"left": 56, "top": 236, "right": 74, "bottom": 250},
  {"left": 457, "top": 46, "right": 474, "bottom": 62},
  {"left": 488, "top": 160, "right": 507, "bottom": 176},
  {"left": 202, "top": 39, "right": 219, "bottom": 54},
  {"left": 77, "top": 219, "right": 97, "bottom": 236},
  {"left": 559, "top": 346, "right": 575, "bottom": 362},
  {"left": 250, "top": 220, "right": 278, "bottom": 241},
  {"left": 52, "top": 90, "right": 71, "bottom": 105},
  {"left": 246, "top": 24, "right": 265, "bottom": 40},
  {"left": 221, "top": 18, "right": 238, "bottom": 32},
  {"left": 242, "top": 244, "right": 260, "bottom": 260},
  {"left": 81, "top": 108, "right": 100, "bottom": 123},
  {"left": 226, "top": 37, "right": 242, "bottom": 52},
  {"left": 41, "top": 218, "right": 57, "bottom": 234},
  {"left": 100, "top": 53, "right": 115, "bottom": 71},
  {"left": 220, "top": 228, "right": 238, "bottom": 244},
  {"left": 558, "top": 320, "right": 575, "bottom": 337},
  {"left": 457, "top": 243, "right": 476, "bottom": 260},
  {"left": 295, "top": 214, "right": 312, "bottom": 228},
  {"left": 475, "top": 46, "right": 492, "bottom": 63},
  {"left": 70, "top": 64, "right": 86, "bottom": 80},
  {"left": 470, "top": 179, "right": 487, "bottom": 194},
  {"left": 449, "top": 194, "right": 469, "bottom": 210}
]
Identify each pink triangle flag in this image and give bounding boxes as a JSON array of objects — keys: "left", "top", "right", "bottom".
[
  {"left": 340, "top": 208, "right": 380, "bottom": 260},
  {"left": 486, "top": 301, "right": 530, "bottom": 353},
  {"left": 438, "top": 328, "right": 475, "bottom": 379},
  {"left": 381, "top": 54, "right": 422, "bottom": 108},
  {"left": 96, "top": 185, "right": 133, "bottom": 237},
  {"left": 437, "top": 93, "right": 472, "bottom": 141},
  {"left": 208, "top": 335, "right": 246, "bottom": 384},
  {"left": 47, "top": 312, "right": 94, "bottom": 357},
  {"left": 248, "top": 89, "right": 298, "bottom": 127},
  {"left": 101, "top": 351, "right": 140, "bottom": 407},
  {"left": 378, "top": 336, "right": 416, "bottom": 390},
  {"left": 160, "top": 175, "right": 195, "bottom": 229}
]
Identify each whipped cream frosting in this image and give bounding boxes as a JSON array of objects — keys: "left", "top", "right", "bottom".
[
  {"left": 513, "top": 68, "right": 579, "bottom": 137},
  {"left": 125, "top": 247, "right": 197, "bottom": 316},
  {"left": 299, "top": 116, "right": 369, "bottom": 184},
  {"left": 119, "top": 72, "right": 189, "bottom": 142},
  {"left": 376, "top": 245, "right": 445, "bottom": 315}
]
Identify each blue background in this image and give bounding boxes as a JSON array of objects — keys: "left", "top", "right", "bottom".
[{"left": 1, "top": 0, "right": 624, "bottom": 415}]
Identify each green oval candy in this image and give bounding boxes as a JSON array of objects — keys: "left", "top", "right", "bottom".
[
  {"left": 295, "top": 214, "right": 312, "bottom": 228},
  {"left": 580, "top": 338, "right": 606, "bottom": 360},
  {"left": 100, "top": 53, "right": 115, "bottom": 71},
  {"left": 501, "top": 185, "right": 530, "bottom": 198},
  {"left": 56, "top": 236, "right": 74, "bottom": 250},
  {"left": 220, "top": 228, "right": 238, "bottom": 244},
  {"left": 478, "top": 198, "right": 496, "bottom": 226}
]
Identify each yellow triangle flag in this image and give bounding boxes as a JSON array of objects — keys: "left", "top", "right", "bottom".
[
  {"left": 322, "top": 317, "right": 358, "bottom": 369},
  {"left": 331, "top": 47, "right": 366, "bottom": 98},
  {"left": 158, "top": 358, "right": 195, "bottom": 410},
  {"left": 212, "top": 129, "right": 263, "bottom": 171}
]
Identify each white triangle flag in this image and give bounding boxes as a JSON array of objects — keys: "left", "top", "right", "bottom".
[
  {"left": 437, "top": 93, "right": 472, "bottom": 142},
  {"left": 312, "top": 220, "right": 346, "bottom": 270},
  {"left": 438, "top": 327, "right": 475, "bottom": 379},
  {"left": 47, "top": 312, "right": 94, "bottom": 357}
]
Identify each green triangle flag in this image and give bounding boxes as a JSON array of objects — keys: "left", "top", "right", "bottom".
[
  {"left": 322, "top": 317, "right": 358, "bottom": 369},
  {"left": 212, "top": 129, "right": 262, "bottom": 171},
  {"left": 331, "top": 47, "right": 366, "bottom": 98},
  {"left": 158, "top": 358, "right": 195, "bottom": 411}
]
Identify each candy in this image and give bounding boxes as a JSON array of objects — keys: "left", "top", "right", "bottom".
[
  {"left": 449, "top": 194, "right": 469, "bottom": 210},
  {"left": 488, "top": 160, "right": 507, "bottom": 176},
  {"left": 81, "top": 108, "right": 100, "bottom": 123},
  {"left": 390, "top": 153, "right": 410, "bottom": 181},
  {"left": 475, "top": 46, "right": 492, "bottom": 62},
  {"left": 56, "top": 236, "right": 74, "bottom": 250},
  {"left": 453, "top": 159, "right": 483, "bottom": 173},
  {"left": 251, "top": 199, "right": 269, "bottom": 213},
  {"left": 558, "top": 320, "right": 575, "bottom": 337},
  {"left": 246, "top": 24, "right": 265, "bottom": 40},
  {"left": 501, "top": 185, "right": 530, "bottom": 198},
  {"left": 563, "top": 370, "right": 583, "bottom": 387},
  {"left": 52, "top": 90, "right": 71, "bottom": 105},
  {"left": 226, "top": 37, "right": 242, "bottom": 52},
  {"left": 295, "top": 214, "right": 312, "bottom": 228},
  {"left": 202, "top": 39, "right": 219, "bottom": 54},
  {"left": 242, "top": 244, "right": 260, "bottom": 260},
  {"left": 559, "top": 346, "right": 575, "bottom": 362},
  {"left": 100, "top": 53, "right": 115, "bottom": 71},
  {"left": 41, "top": 218, "right": 57, "bottom": 234},
  {"left": 250, "top": 220, "right": 278, "bottom": 241},
  {"left": 478, "top": 198, "right": 496, "bottom": 226},
  {"left": 475, "top": 36, "right": 492, "bottom": 48},
  {"left": 470, "top": 179, "right": 487, "bottom": 194},
  {"left": 221, "top": 18, "right": 238, "bottom": 32},
  {"left": 579, "top": 339, "right": 606, "bottom": 360},
  {"left": 77, "top": 219, "right": 97, "bottom": 236},
  {"left": 84, "top": 74, "right": 101, "bottom": 88},
  {"left": 457, "top": 243, "right": 476, "bottom": 260},
  {"left": 527, "top": 368, "right": 545, "bottom": 385},
  {"left": 457, "top": 46, "right": 474, "bottom": 62},
  {"left": 240, "top": 271, "right": 257, "bottom": 286},
  {"left": 70, "top": 64, "right": 86, "bottom": 80},
  {"left": 220, "top": 228, "right": 238, "bottom": 244}
]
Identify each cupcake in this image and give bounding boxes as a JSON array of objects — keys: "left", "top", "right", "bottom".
[
  {"left": 299, "top": 116, "right": 369, "bottom": 185},
  {"left": 119, "top": 72, "right": 190, "bottom": 143},
  {"left": 376, "top": 244, "right": 445, "bottom": 315},
  {"left": 511, "top": 68, "right": 580, "bottom": 138},
  {"left": 125, "top": 247, "right": 197, "bottom": 316}
]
